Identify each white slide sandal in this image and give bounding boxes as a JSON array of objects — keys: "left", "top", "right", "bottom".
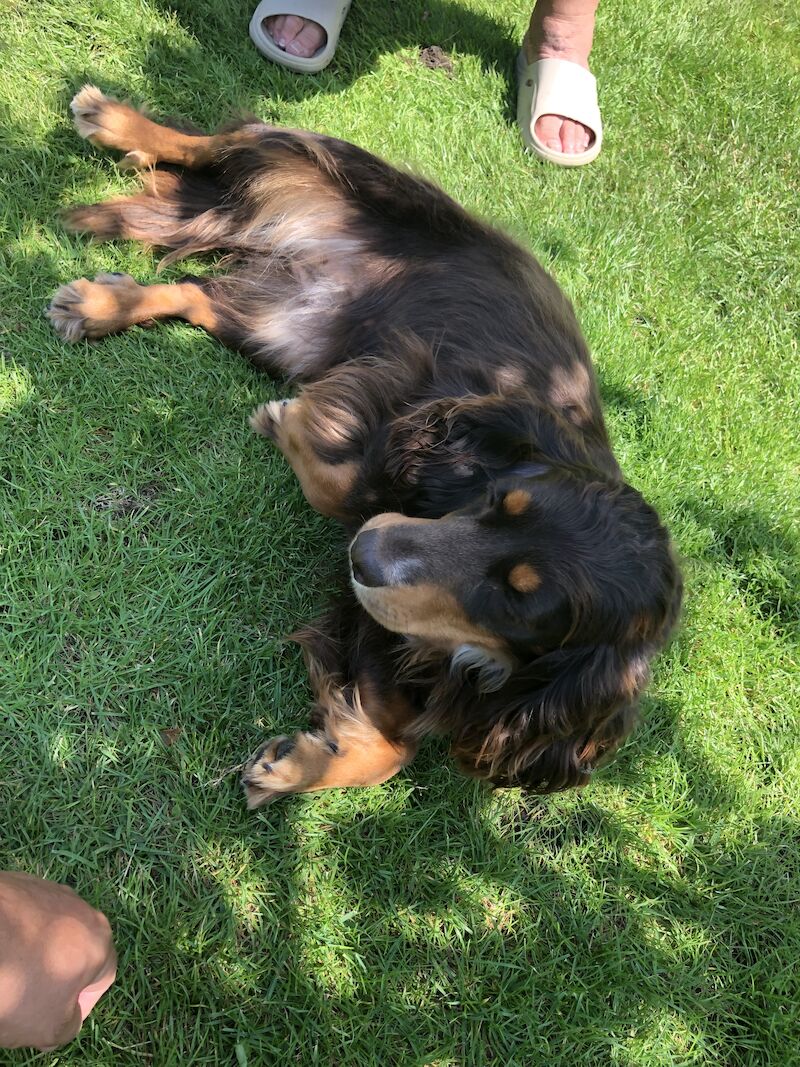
[
  {"left": 516, "top": 52, "right": 603, "bottom": 167},
  {"left": 249, "top": 0, "right": 352, "bottom": 74}
]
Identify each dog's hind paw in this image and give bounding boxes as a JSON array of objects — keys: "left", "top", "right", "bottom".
[{"left": 47, "top": 274, "right": 140, "bottom": 342}]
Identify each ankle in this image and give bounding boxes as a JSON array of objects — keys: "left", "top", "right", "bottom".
[{"left": 524, "top": 13, "right": 595, "bottom": 68}]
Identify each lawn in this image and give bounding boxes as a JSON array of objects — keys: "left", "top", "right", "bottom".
[{"left": 1, "top": 0, "right": 799, "bottom": 1063}]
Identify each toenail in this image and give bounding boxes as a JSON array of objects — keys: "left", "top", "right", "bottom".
[
  {"left": 276, "top": 36, "right": 286, "bottom": 47},
  {"left": 547, "top": 138, "right": 561, "bottom": 151},
  {"left": 286, "top": 41, "right": 304, "bottom": 55}
]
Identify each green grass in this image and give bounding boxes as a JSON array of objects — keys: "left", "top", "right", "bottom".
[{"left": 1, "top": 0, "right": 799, "bottom": 1063}]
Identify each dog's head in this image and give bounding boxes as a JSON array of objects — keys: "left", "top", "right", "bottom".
[{"left": 350, "top": 466, "right": 682, "bottom": 792}]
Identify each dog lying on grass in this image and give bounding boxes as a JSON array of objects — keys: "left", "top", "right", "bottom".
[{"left": 49, "top": 87, "right": 682, "bottom": 808}]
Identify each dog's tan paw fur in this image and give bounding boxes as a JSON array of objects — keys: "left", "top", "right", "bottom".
[
  {"left": 70, "top": 84, "right": 151, "bottom": 158},
  {"left": 249, "top": 399, "right": 294, "bottom": 443},
  {"left": 119, "top": 149, "right": 157, "bottom": 171},
  {"left": 70, "top": 85, "right": 116, "bottom": 141},
  {"left": 241, "top": 731, "right": 334, "bottom": 809},
  {"left": 47, "top": 273, "right": 140, "bottom": 342}
]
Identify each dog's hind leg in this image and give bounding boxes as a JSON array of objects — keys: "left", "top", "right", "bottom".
[
  {"left": 241, "top": 675, "right": 417, "bottom": 809},
  {"left": 70, "top": 85, "right": 254, "bottom": 170},
  {"left": 61, "top": 171, "right": 234, "bottom": 257},
  {"left": 47, "top": 273, "right": 237, "bottom": 345}
]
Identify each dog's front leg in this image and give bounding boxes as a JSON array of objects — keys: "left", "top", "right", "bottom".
[
  {"left": 249, "top": 397, "right": 360, "bottom": 521},
  {"left": 241, "top": 677, "right": 417, "bottom": 809}
]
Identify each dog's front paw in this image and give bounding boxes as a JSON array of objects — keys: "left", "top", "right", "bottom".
[
  {"left": 249, "top": 398, "right": 294, "bottom": 445},
  {"left": 70, "top": 85, "right": 152, "bottom": 158},
  {"left": 47, "top": 280, "right": 90, "bottom": 342},
  {"left": 241, "top": 731, "right": 335, "bottom": 809},
  {"left": 71, "top": 85, "right": 119, "bottom": 142},
  {"left": 47, "top": 273, "right": 140, "bottom": 341}
]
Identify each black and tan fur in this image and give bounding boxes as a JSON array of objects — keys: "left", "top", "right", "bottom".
[{"left": 49, "top": 87, "right": 682, "bottom": 808}]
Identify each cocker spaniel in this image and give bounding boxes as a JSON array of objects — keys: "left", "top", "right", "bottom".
[{"left": 49, "top": 87, "right": 683, "bottom": 807}]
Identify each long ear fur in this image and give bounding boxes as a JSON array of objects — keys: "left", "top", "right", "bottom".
[
  {"left": 385, "top": 392, "right": 619, "bottom": 514},
  {"left": 445, "top": 640, "right": 653, "bottom": 792}
]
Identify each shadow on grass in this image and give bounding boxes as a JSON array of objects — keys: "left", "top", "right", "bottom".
[
  {"left": 5, "top": 685, "right": 798, "bottom": 1064},
  {"left": 678, "top": 496, "right": 800, "bottom": 643},
  {"left": 144, "top": 0, "right": 519, "bottom": 99}
]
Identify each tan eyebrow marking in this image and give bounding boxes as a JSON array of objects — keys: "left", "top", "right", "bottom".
[
  {"left": 508, "top": 563, "right": 541, "bottom": 594},
  {"left": 503, "top": 489, "right": 531, "bottom": 516}
]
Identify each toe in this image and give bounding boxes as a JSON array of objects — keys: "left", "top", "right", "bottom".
[
  {"left": 249, "top": 734, "right": 290, "bottom": 767},
  {"left": 47, "top": 283, "right": 88, "bottom": 343},
  {"left": 561, "top": 118, "right": 593, "bottom": 155},
  {"left": 535, "top": 114, "right": 594, "bottom": 156},
  {"left": 560, "top": 118, "right": 581, "bottom": 155},
  {"left": 274, "top": 737, "right": 296, "bottom": 760},
  {"left": 534, "top": 113, "right": 564, "bottom": 154},
  {"left": 262, "top": 15, "right": 326, "bottom": 58},
  {"left": 275, "top": 14, "right": 305, "bottom": 49},
  {"left": 285, "top": 20, "right": 326, "bottom": 57},
  {"left": 269, "top": 14, "right": 289, "bottom": 46},
  {"left": 119, "top": 149, "right": 156, "bottom": 171},
  {"left": 241, "top": 775, "right": 281, "bottom": 808}
]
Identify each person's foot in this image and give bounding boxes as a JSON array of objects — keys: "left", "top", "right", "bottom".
[
  {"left": 263, "top": 15, "right": 326, "bottom": 58},
  {"left": 524, "top": 7, "right": 597, "bottom": 155}
]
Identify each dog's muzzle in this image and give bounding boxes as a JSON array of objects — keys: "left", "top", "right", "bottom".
[{"left": 349, "top": 528, "right": 386, "bottom": 587}]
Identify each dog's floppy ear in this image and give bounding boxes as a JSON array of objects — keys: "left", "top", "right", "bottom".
[
  {"left": 450, "top": 639, "right": 651, "bottom": 792},
  {"left": 385, "top": 392, "right": 617, "bottom": 510}
]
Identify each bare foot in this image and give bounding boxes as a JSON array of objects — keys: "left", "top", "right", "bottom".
[
  {"left": 263, "top": 14, "right": 326, "bottom": 58},
  {"left": 524, "top": 4, "right": 598, "bottom": 154}
]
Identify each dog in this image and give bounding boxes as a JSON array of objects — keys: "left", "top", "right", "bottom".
[{"left": 48, "top": 87, "right": 683, "bottom": 808}]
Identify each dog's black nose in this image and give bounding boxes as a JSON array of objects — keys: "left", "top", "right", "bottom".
[{"left": 350, "top": 529, "right": 385, "bottom": 587}]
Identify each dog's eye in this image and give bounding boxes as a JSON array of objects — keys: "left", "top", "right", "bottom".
[{"left": 484, "top": 485, "right": 503, "bottom": 512}]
